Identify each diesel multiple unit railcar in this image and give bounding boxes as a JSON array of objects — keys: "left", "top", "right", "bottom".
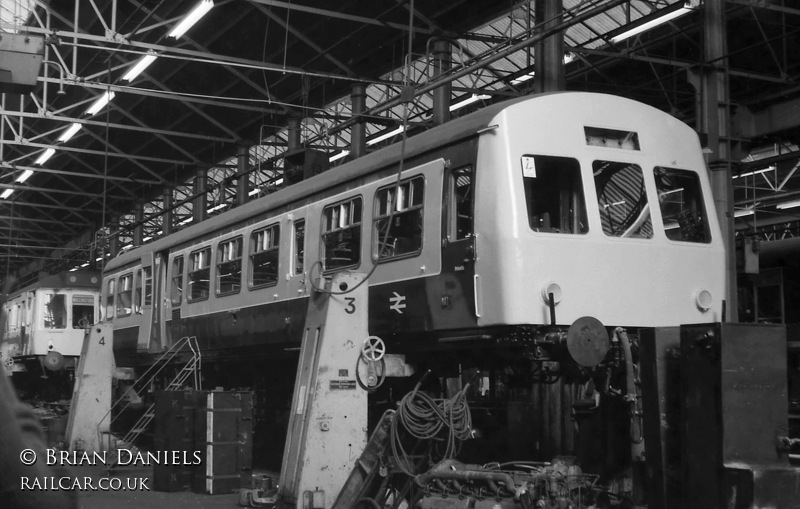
[
  {"left": 101, "top": 92, "right": 726, "bottom": 495},
  {"left": 1, "top": 270, "right": 100, "bottom": 399}
]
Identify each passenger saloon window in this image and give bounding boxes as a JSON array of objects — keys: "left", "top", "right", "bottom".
[
  {"left": 251, "top": 225, "right": 279, "bottom": 288},
  {"left": 105, "top": 279, "right": 115, "bottom": 320},
  {"left": 654, "top": 167, "right": 711, "bottom": 243},
  {"left": 594, "top": 161, "right": 652, "bottom": 238},
  {"left": 116, "top": 273, "right": 133, "bottom": 317},
  {"left": 451, "top": 167, "right": 473, "bottom": 241},
  {"left": 294, "top": 220, "right": 305, "bottom": 275},
  {"left": 44, "top": 294, "right": 66, "bottom": 329},
  {"left": 322, "top": 198, "right": 362, "bottom": 271},
  {"left": 188, "top": 248, "right": 211, "bottom": 301},
  {"left": 171, "top": 256, "right": 184, "bottom": 305},
  {"left": 217, "top": 237, "right": 243, "bottom": 295},
  {"left": 72, "top": 294, "right": 95, "bottom": 328},
  {"left": 522, "top": 155, "right": 588, "bottom": 234},
  {"left": 374, "top": 177, "right": 424, "bottom": 261}
]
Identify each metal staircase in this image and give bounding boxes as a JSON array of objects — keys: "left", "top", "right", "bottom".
[{"left": 98, "top": 336, "right": 201, "bottom": 465}]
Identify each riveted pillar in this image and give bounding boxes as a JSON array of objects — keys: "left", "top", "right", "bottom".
[
  {"left": 193, "top": 168, "right": 208, "bottom": 224},
  {"left": 350, "top": 84, "right": 367, "bottom": 159},
  {"left": 432, "top": 39, "right": 451, "bottom": 125},
  {"left": 162, "top": 189, "right": 173, "bottom": 236},
  {"left": 533, "top": 0, "right": 565, "bottom": 93},
  {"left": 236, "top": 144, "right": 250, "bottom": 206},
  {"left": 133, "top": 201, "right": 144, "bottom": 247}
]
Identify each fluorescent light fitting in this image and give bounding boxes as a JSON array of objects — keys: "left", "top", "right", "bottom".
[
  {"left": 169, "top": 0, "right": 214, "bottom": 39},
  {"left": 16, "top": 170, "right": 33, "bottom": 183},
  {"left": 611, "top": 4, "right": 694, "bottom": 44},
  {"left": 34, "top": 148, "right": 55, "bottom": 165},
  {"left": 122, "top": 53, "right": 158, "bottom": 81},
  {"left": 776, "top": 199, "right": 800, "bottom": 210},
  {"left": 58, "top": 123, "right": 82, "bottom": 142},
  {"left": 248, "top": 188, "right": 261, "bottom": 197},
  {"left": 179, "top": 217, "right": 193, "bottom": 226},
  {"left": 85, "top": 91, "right": 116, "bottom": 116},
  {"left": 734, "top": 208, "right": 754, "bottom": 218},
  {"left": 329, "top": 150, "right": 350, "bottom": 162},
  {"left": 207, "top": 203, "right": 227, "bottom": 213},
  {"left": 450, "top": 94, "right": 492, "bottom": 111},
  {"left": 0, "top": 189, "right": 12, "bottom": 199},
  {"left": 511, "top": 72, "right": 535, "bottom": 85},
  {"left": 367, "top": 126, "right": 406, "bottom": 146},
  {"left": 80, "top": 262, "right": 89, "bottom": 268},
  {"left": 732, "top": 166, "right": 775, "bottom": 179},
  {"left": 659, "top": 187, "right": 685, "bottom": 197}
]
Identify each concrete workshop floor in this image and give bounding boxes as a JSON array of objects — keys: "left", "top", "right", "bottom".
[{"left": 72, "top": 465, "right": 241, "bottom": 509}]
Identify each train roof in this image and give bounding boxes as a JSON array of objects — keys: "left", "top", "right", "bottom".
[
  {"left": 5, "top": 270, "right": 101, "bottom": 298},
  {"left": 104, "top": 91, "right": 667, "bottom": 273},
  {"left": 106, "top": 93, "right": 534, "bottom": 272}
]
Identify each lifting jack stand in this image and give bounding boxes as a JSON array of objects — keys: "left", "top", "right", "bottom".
[{"left": 258, "top": 272, "right": 370, "bottom": 509}]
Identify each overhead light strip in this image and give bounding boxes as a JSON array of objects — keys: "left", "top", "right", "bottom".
[
  {"left": 34, "top": 148, "right": 56, "bottom": 165},
  {"left": 732, "top": 166, "right": 775, "bottom": 179},
  {"left": 329, "top": 150, "right": 350, "bottom": 162},
  {"left": 85, "top": 91, "right": 116, "bottom": 116},
  {"left": 367, "top": 126, "right": 406, "bottom": 146},
  {"left": 610, "top": 2, "right": 696, "bottom": 44},
  {"left": 122, "top": 53, "right": 158, "bottom": 82},
  {"left": 776, "top": 199, "right": 800, "bottom": 210},
  {"left": 58, "top": 123, "right": 83, "bottom": 142},
  {"left": 169, "top": 0, "right": 215, "bottom": 39},
  {"left": 450, "top": 94, "right": 492, "bottom": 111},
  {"left": 16, "top": 170, "right": 34, "bottom": 183}
]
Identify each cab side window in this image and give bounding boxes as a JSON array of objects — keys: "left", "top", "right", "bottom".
[{"left": 449, "top": 167, "right": 474, "bottom": 241}]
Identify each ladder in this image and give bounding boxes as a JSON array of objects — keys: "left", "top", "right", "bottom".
[{"left": 99, "top": 336, "right": 201, "bottom": 463}]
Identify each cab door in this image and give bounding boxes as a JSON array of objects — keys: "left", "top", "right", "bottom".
[{"left": 435, "top": 164, "right": 478, "bottom": 329}]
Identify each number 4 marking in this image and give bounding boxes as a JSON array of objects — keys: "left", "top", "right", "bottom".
[{"left": 99, "top": 337, "right": 105, "bottom": 345}]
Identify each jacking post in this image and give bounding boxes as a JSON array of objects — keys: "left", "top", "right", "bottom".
[
  {"left": 274, "top": 272, "right": 370, "bottom": 509},
  {"left": 64, "top": 322, "right": 114, "bottom": 453}
]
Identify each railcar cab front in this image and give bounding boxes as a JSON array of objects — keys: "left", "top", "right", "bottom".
[{"left": 472, "top": 93, "right": 725, "bottom": 335}]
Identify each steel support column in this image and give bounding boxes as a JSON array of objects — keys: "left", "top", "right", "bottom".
[
  {"left": 193, "top": 168, "right": 208, "bottom": 224},
  {"left": 701, "top": 0, "right": 737, "bottom": 321},
  {"left": 350, "top": 84, "right": 366, "bottom": 159},
  {"left": 432, "top": 39, "right": 451, "bottom": 126},
  {"left": 133, "top": 201, "right": 144, "bottom": 247},
  {"left": 533, "top": 0, "right": 565, "bottom": 93},
  {"left": 162, "top": 189, "right": 173, "bottom": 236},
  {"left": 236, "top": 144, "right": 251, "bottom": 206}
]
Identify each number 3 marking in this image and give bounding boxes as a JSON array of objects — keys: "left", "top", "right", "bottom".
[{"left": 345, "top": 297, "right": 356, "bottom": 314}]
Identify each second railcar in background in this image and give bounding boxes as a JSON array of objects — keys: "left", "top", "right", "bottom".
[
  {"left": 1, "top": 270, "right": 100, "bottom": 400},
  {"left": 102, "top": 92, "right": 725, "bottom": 491}
]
